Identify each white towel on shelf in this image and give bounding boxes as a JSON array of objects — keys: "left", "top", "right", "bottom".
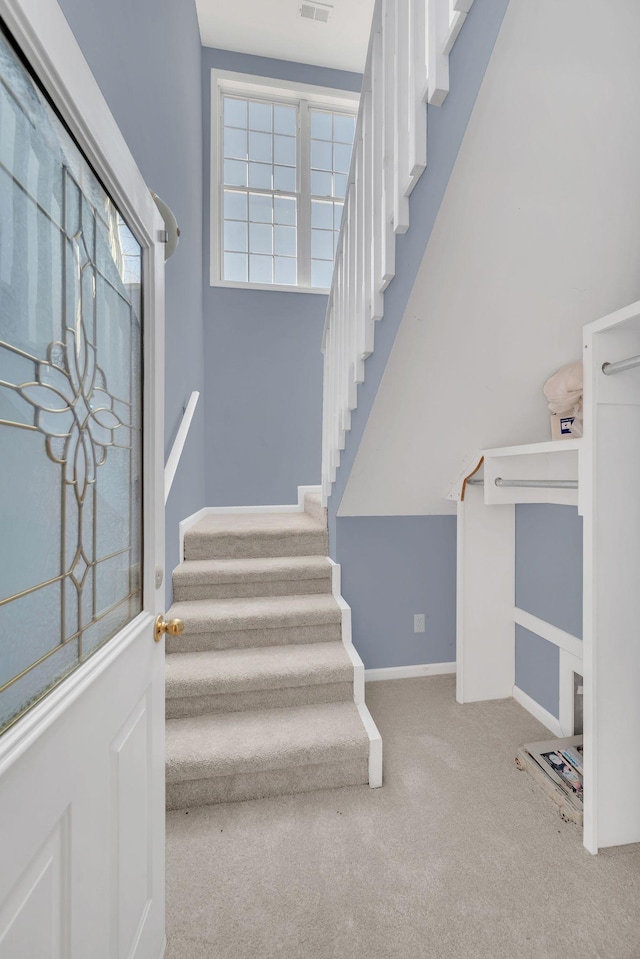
[{"left": 543, "top": 361, "right": 583, "bottom": 437}]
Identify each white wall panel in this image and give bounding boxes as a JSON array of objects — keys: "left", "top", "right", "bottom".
[{"left": 340, "top": 0, "right": 640, "bottom": 516}]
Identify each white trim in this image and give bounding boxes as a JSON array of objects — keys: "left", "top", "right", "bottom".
[
  {"left": 357, "top": 702, "right": 383, "bottom": 788},
  {"left": 210, "top": 280, "right": 329, "bottom": 295},
  {"left": 325, "top": 558, "right": 380, "bottom": 784},
  {"left": 513, "top": 685, "right": 564, "bottom": 738},
  {"left": 513, "top": 607, "right": 583, "bottom": 661},
  {"left": 164, "top": 391, "right": 200, "bottom": 505},
  {"left": 213, "top": 69, "right": 360, "bottom": 108},
  {"left": 482, "top": 439, "right": 582, "bottom": 459},
  {"left": 559, "top": 649, "right": 583, "bottom": 738},
  {"left": 298, "top": 99, "right": 312, "bottom": 287},
  {"left": 0, "top": 612, "right": 153, "bottom": 776},
  {"left": 327, "top": 558, "right": 363, "bottom": 699},
  {"left": 366, "top": 662, "right": 456, "bottom": 682}
]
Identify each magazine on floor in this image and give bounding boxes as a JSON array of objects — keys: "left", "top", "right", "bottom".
[{"left": 521, "top": 736, "right": 585, "bottom": 808}]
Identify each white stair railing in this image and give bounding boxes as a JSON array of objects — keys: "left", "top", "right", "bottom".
[
  {"left": 321, "top": 0, "right": 474, "bottom": 504},
  {"left": 165, "top": 391, "right": 200, "bottom": 505}
]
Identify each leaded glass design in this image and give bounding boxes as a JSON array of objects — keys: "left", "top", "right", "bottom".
[{"left": 0, "top": 25, "right": 143, "bottom": 735}]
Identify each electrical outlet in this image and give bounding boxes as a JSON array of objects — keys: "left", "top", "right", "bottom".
[{"left": 414, "top": 613, "right": 426, "bottom": 633}]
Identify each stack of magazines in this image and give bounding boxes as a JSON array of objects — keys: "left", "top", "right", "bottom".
[
  {"left": 516, "top": 735, "right": 584, "bottom": 822},
  {"left": 539, "top": 742, "right": 583, "bottom": 802}
]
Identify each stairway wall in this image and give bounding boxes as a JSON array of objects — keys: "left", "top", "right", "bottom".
[
  {"left": 201, "top": 48, "right": 361, "bottom": 508},
  {"left": 340, "top": 0, "right": 640, "bottom": 517},
  {"left": 328, "top": 0, "right": 509, "bottom": 670},
  {"left": 58, "top": 0, "right": 206, "bottom": 590},
  {"left": 337, "top": 0, "right": 640, "bottom": 679}
]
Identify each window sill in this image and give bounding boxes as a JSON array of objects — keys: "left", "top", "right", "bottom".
[{"left": 209, "top": 279, "right": 330, "bottom": 295}]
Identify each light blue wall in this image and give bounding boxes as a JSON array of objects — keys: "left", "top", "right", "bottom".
[
  {"left": 58, "top": 0, "right": 206, "bottom": 590},
  {"left": 202, "top": 288, "right": 325, "bottom": 505},
  {"left": 514, "top": 504, "right": 583, "bottom": 718},
  {"left": 336, "top": 517, "right": 457, "bottom": 669},
  {"left": 515, "top": 625, "right": 560, "bottom": 719},
  {"left": 201, "top": 48, "right": 361, "bottom": 506},
  {"left": 516, "top": 504, "right": 583, "bottom": 638}
]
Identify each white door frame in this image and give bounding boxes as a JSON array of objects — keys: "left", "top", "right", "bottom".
[{"left": 0, "top": 0, "right": 166, "bottom": 954}]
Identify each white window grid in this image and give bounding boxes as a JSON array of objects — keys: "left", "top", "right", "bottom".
[{"left": 210, "top": 71, "right": 358, "bottom": 293}]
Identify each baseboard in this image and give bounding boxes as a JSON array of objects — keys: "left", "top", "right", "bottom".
[
  {"left": 325, "top": 560, "right": 381, "bottom": 785},
  {"left": 357, "top": 702, "right": 383, "bottom": 788},
  {"left": 177, "top": 486, "right": 322, "bottom": 562},
  {"left": 365, "top": 662, "right": 456, "bottom": 682},
  {"left": 326, "top": 558, "right": 364, "bottom": 703},
  {"left": 512, "top": 685, "right": 564, "bottom": 737}
]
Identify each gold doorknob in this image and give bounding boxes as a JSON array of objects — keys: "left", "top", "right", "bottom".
[{"left": 155, "top": 614, "right": 185, "bottom": 643}]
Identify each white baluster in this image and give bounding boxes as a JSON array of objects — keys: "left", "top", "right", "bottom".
[
  {"left": 322, "top": 0, "right": 474, "bottom": 497},
  {"left": 427, "top": 0, "right": 449, "bottom": 106},
  {"left": 393, "top": 0, "right": 410, "bottom": 232},
  {"left": 408, "top": 0, "right": 427, "bottom": 188},
  {"left": 370, "top": 26, "right": 385, "bottom": 314},
  {"left": 381, "top": 0, "right": 396, "bottom": 283},
  {"left": 361, "top": 88, "right": 376, "bottom": 363}
]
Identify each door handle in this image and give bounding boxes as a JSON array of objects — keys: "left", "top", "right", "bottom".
[{"left": 154, "top": 615, "right": 184, "bottom": 643}]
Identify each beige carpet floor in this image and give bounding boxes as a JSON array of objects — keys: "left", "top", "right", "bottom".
[{"left": 165, "top": 676, "right": 640, "bottom": 959}]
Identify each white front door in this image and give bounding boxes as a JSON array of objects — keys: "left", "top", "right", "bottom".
[{"left": 0, "top": 1, "right": 166, "bottom": 956}]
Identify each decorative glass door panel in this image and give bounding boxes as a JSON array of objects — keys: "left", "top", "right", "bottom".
[{"left": 0, "top": 26, "right": 142, "bottom": 735}]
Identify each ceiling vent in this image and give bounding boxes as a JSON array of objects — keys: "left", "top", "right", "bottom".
[{"left": 299, "top": 2, "right": 333, "bottom": 23}]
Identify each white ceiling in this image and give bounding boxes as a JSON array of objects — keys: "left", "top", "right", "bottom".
[{"left": 196, "top": 0, "right": 374, "bottom": 74}]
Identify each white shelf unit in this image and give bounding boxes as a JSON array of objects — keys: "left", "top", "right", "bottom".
[
  {"left": 451, "top": 298, "right": 640, "bottom": 854},
  {"left": 450, "top": 439, "right": 582, "bottom": 712},
  {"left": 582, "top": 300, "right": 640, "bottom": 853}
]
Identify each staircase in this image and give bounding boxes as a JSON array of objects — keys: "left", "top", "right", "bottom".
[
  {"left": 322, "top": 0, "right": 477, "bottom": 503},
  {"left": 165, "top": 491, "right": 382, "bottom": 808}
]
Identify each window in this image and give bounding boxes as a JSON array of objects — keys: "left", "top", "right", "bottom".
[{"left": 211, "top": 72, "right": 358, "bottom": 292}]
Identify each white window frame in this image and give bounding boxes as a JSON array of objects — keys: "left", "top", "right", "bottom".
[{"left": 210, "top": 69, "right": 359, "bottom": 294}]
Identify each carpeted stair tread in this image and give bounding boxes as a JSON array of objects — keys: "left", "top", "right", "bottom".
[
  {"left": 167, "top": 593, "right": 341, "bottom": 635},
  {"left": 165, "top": 641, "right": 352, "bottom": 698},
  {"left": 165, "top": 702, "right": 369, "bottom": 784},
  {"left": 184, "top": 511, "right": 328, "bottom": 560},
  {"left": 172, "top": 555, "right": 331, "bottom": 600}
]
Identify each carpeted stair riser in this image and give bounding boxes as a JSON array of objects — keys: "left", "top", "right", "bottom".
[
  {"left": 303, "top": 492, "right": 327, "bottom": 526},
  {"left": 174, "top": 578, "right": 331, "bottom": 601},
  {"left": 165, "top": 759, "right": 369, "bottom": 809},
  {"left": 184, "top": 528, "right": 328, "bottom": 561},
  {"left": 166, "top": 622, "right": 341, "bottom": 654},
  {"left": 165, "top": 642, "right": 354, "bottom": 718},
  {"left": 166, "top": 682, "right": 353, "bottom": 719},
  {"left": 165, "top": 701, "right": 370, "bottom": 808},
  {"left": 165, "top": 594, "right": 342, "bottom": 653},
  {"left": 173, "top": 555, "right": 332, "bottom": 602}
]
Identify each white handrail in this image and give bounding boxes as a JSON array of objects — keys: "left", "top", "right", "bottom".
[
  {"left": 321, "top": 0, "right": 475, "bottom": 503},
  {"left": 164, "top": 391, "right": 200, "bottom": 504}
]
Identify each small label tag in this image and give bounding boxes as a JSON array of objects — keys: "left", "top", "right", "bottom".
[{"left": 560, "top": 416, "right": 574, "bottom": 435}]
